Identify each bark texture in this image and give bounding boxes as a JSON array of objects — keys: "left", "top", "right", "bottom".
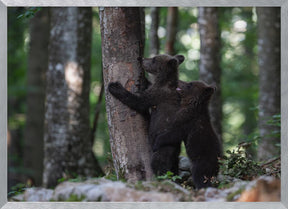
[
  {"left": 100, "top": 7, "right": 153, "bottom": 182},
  {"left": 198, "top": 7, "right": 222, "bottom": 153},
  {"left": 165, "top": 7, "right": 178, "bottom": 55},
  {"left": 43, "top": 7, "right": 102, "bottom": 188},
  {"left": 256, "top": 7, "right": 280, "bottom": 161},
  {"left": 23, "top": 8, "right": 49, "bottom": 186},
  {"left": 149, "top": 7, "right": 160, "bottom": 57},
  {"left": 140, "top": 7, "right": 146, "bottom": 54}
]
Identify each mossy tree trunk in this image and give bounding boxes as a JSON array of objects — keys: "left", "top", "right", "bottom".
[
  {"left": 198, "top": 7, "right": 223, "bottom": 153},
  {"left": 149, "top": 7, "right": 160, "bottom": 57},
  {"left": 256, "top": 7, "right": 280, "bottom": 161},
  {"left": 100, "top": 7, "right": 153, "bottom": 182}
]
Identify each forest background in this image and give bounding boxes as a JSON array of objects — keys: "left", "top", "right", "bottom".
[{"left": 7, "top": 7, "right": 280, "bottom": 192}]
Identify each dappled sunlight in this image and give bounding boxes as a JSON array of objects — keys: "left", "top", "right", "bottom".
[
  {"left": 158, "top": 26, "right": 166, "bottom": 38},
  {"left": 223, "top": 102, "right": 246, "bottom": 148},
  {"left": 65, "top": 61, "right": 84, "bottom": 95},
  {"left": 233, "top": 20, "right": 247, "bottom": 32}
]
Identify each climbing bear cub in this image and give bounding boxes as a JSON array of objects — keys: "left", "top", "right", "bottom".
[
  {"left": 108, "top": 54, "right": 185, "bottom": 176},
  {"left": 154, "top": 81, "right": 222, "bottom": 189}
]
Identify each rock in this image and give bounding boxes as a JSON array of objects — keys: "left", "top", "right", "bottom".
[
  {"left": 102, "top": 186, "right": 175, "bottom": 202},
  {"left": 11, "top": 175, "right": 279, "bottom": 202},
  {"left": 237, "top": 176, "right": 280, "bottom": 202},
  {"left": 52, "top": 178, "right": 176, "bottom": 202},
  {"left": 179, "top": 171, "right": 191, "bottom": 181},
  {"left": 194, "top": 195, "right": 205, "bottom": 202},
  {"left": 179, "top": 156, "right": 191, "bottom": 171},
  {"left": 204, "top": 181, "right": 248, "bottom": 202},
  {"left": 23, "top": 188, "right": 54, "bottom": 201},
  {"left": 86, "top": 181, "right": 127, "bottom": 201},
  {"left": 10, "top": 194, "right": 24, "bottom": 201},
  {"left": 53, "top": 181, "right": 101, "bottom": 201}
]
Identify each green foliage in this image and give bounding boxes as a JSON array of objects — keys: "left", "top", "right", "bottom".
[
  {"left": 65, "top": 194, "right": 86, "bottom": 202},
  {"left": 157, "top": 171, "right": 182, "bottom": 182},
  {"left": 57, "top": 176, "right": 87, "bottom": 184},
  {"left": 17, "top": 7, "right": 41, "bottom": 19},
  {"left": 7, "top": 183, "right": 27, "bottom": 197},
  {"left": 219, "top": 142, "right": 265, "bottom": 181},
  {"left": 104, "top": 173, "right": 118, "bottom": 181},
  {"left": 219, "top": 7, "right": 259, "bottom": 150},
  {"left": 266, "top": 114, "right": 281, "bottom": 139},
  {"left": 226, "top": 187, "right": 245, "bottom": 201}
]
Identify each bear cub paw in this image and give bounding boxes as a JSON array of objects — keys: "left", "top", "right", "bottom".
[{"left": 108, "top": 82, "right": 126, "bottom": 96}]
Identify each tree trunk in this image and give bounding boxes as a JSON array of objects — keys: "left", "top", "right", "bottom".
[
  {"left": 256, "top": 7, "right": 280, "bottom": 161},
  {"left": 140, "top": 7, "right": 146, "bottom": 54},
  {"left": 149, "top": 7, "right": 160, "bottom": 57},
  {"left": 198, "top": 7, "right": 222, "bottom": 153},
  {"left": 43, "top": 7, "right": 103, "bottom": 188},
  {"left": 165, "top": 7, "right": 178, "bottom": 55},
  {"left": 23, "top": 8, "right": 49, "bottom": 186},
  {"left": 100, "top": 7, "right": 153, "bottom": 182}
]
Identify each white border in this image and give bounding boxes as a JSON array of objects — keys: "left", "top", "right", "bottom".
[
  {"left": 1, "top": 1, "right": 287, "bottom": 209},
  {"left": 0, "top": 0, "right": 286, "bottom": 7}
]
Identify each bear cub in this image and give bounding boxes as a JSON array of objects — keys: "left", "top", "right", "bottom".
[
  {"left": 108, "top": 54, "right": 185, "bottom": 176},
  {"left": 154, "top": 81, "right": 222, "bottom": 189}
]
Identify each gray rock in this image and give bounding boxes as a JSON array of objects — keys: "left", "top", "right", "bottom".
[
  {"left": 10, "top": 194, "right": 24, "bottom": 201},
  {"left": 179, "top": 171, "right": 191, "bottom": 181},
  {"left": 23, "top": 188, "right": 54, "bottom": 201},
  {"left": 52, "top": 178, "right": 176, "bottom": 202},
  {"left": 179, "top": 156, "right": 191, "bottom": 171},
  {"left": 102, "top": 185, "right": 176, "bottom": 202}
]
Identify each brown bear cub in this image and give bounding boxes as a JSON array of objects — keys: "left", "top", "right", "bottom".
[
  {"left": 154, "top": 81, "right": 221, "bottom": 189},
  {"left": 108, "top": 54, "right": 185, "bottom": 176}
]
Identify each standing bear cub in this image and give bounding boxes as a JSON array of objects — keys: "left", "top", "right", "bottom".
[
  {"left": 108, "top": 54, "right": 185, "bottom": 176},
  {"left": 154, "top": 81, "right": 222, "bottom": 189}
]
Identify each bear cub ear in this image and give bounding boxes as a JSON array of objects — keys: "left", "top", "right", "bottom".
[
  {"left": 204, "top": 86, "right": 216, "bottom": 96},
  {"left": 168, "top": 58, "right": 178, "bottom": 67},
  {"left": 174, "top": 55, "right": 185, "bottom": 64},
  {"left": 167, "top": 55, "right": 185, "bottom": 67}
]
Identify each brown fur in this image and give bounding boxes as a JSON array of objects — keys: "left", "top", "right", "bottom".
[
  {"left": 154, "top": 81, "right": 221, "bottom": 188},
  {"left": 108, "top": 54, "right": 185, "bottom": 176}
]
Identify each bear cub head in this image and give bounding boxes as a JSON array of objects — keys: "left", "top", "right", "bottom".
[
  {"left": 177, "top": 81, "right": 216, "bottom": 109},
  {"left": 140, "top": 54, "right": 185, "bottom": 85}
]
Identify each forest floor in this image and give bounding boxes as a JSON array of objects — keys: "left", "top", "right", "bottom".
[
  {"left": 9, "top": 155, "right": 281, "bottom": 202},
  {"left": 9, "top": 175, "right": 280, "bottom": 202}
]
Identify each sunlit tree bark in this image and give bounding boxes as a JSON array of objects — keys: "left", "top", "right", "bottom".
[{"left": 100, "top": 7, "right": 153, "bottom": 182}]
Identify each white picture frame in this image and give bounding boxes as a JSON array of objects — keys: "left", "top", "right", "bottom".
[{"left": 0, "top": 1, "right": 287, "bottom": 209}]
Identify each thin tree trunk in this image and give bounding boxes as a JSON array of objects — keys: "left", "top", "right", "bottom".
[
  {"left": 149, "top": 7, "right": 160, "bottom": 57},
  {"left": 198, "top": 7, "right": 222, "bottom": 154},
  {"left": 23, "top": 8, "right": 49, "bottom": 186},
  {"left": 100, "top": 7, "right": 153, "bottom": 182},
  {"left": 43, "top": 7, "right": 102, "bottom": 188},
  {"left": 165, "top": 7, "right": 178, "bottom": 55},
  {"left": 140, "top": 7, "right": 146, "bottom": 54},
  {"left": 256, "top": 7, "right": 280, "bottom": 161},
  {"left": 91, "top": 80, "right": 104, "bottom": 144}
]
